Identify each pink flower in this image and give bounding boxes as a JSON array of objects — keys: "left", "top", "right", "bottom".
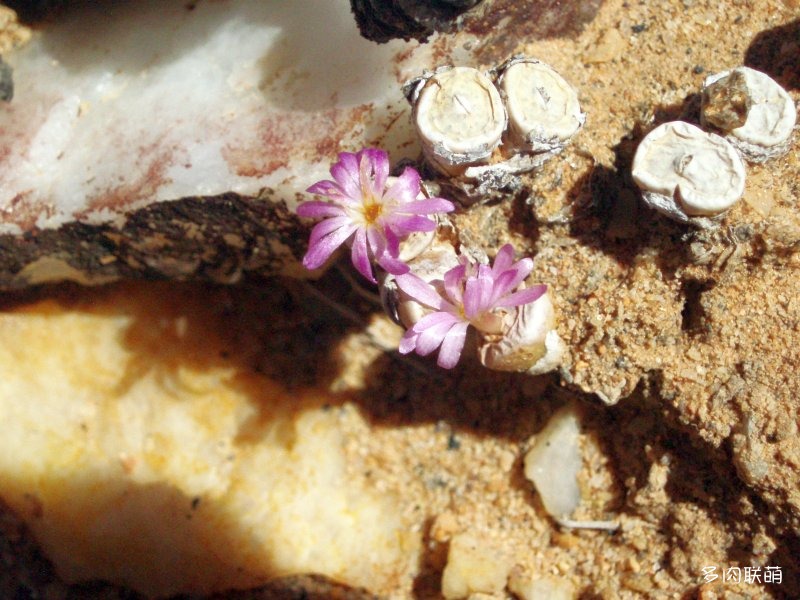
[
  {"left": 396, "top": 244, "right": 547, "bottom": 368},
  {"left": 297, "top": 148, "right": 455, "bottom": 283}
]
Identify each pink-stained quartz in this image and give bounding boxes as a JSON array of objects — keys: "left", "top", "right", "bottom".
[
  {"left": 396, "top": 244, "right": 547, "bottom": 368},
  {"left": 297, "top": 148, "right": 454, "bottom": 282}
]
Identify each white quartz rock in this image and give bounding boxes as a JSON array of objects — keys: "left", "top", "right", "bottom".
[
  {"left": 441, "top": 533, "right": 512, "bottom": 599},
  {"left": 508, "top": 570, "right": 577, "bottom": 600},
  {"left": 523, "top": 405, "right": 583, "bottom": 519},
  {"left": 0, "top": 0, "right": 424, "bottom": 234},
  {"left": 0, "top": 284, "right": 420, "bottom": 597}
]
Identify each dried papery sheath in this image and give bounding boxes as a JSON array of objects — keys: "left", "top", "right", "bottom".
[
  {"left": 632, "top": 121, "right": 746, "bottom": 227},
  {"left": 701, "top": 66, "right": 796, "bottom": 163},
  {"left": 397, "top": 227, "right": 436, "bottom": 264},
  {"left": 495, "top": 56, "right": 585, "bottom": 155},
  {"left": 410, "top": 66, "right": 507, "bottom": 176},
  {"left": 382, "top": 238, "right": 461, "bottom": 328},
  {"left": 478, "top": 290, "right": 564, "bottom": 375}
]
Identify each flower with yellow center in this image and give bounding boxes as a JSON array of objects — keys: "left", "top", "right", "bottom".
[
  {"left": 396, "top": 244, "right": 547, "bottom": 368},
  {"left": 298, "top": 148, "right": 454, "bottom": 282}
]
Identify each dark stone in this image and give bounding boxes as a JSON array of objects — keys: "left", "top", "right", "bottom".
[
  {"left": 0, "top": 57, "right": 12, "bottom": 103},
  {"left": 2, "top": 0, "right": 66, "bottom": 22},
  {"left": 350, "top": 0, "right": 482, "bottom": 43}
]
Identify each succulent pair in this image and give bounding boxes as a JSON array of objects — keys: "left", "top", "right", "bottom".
[
  {"left": 632, "top": 66, "right": 795, "bottom": 227},
  {"left": 405, "top": 57, "right": 585, "bottom": 202}
]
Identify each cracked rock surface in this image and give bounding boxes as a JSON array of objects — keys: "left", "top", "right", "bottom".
[{"left": 0, "top": 0, "right": 600, "bottom": 288}]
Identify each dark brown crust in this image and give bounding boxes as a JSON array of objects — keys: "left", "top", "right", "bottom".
[
  {"left": 462, "top": 0, "right": 604, "bottom": 62},
  {"left": 350, "top": 0, "right": 482, "bottom": 43},
  {"left": 1, "top": 0, "right": 66, "bottom": 22},
  {"left": 349, "top": 0, "right": 602, "bottom": 46},
  {"left": 0, "top": 192, "right": 309, "bottom": 289}
]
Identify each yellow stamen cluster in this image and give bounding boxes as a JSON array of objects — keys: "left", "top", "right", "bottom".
[{"left": 363, "top": 202, "right": 383, "bottom": 224}]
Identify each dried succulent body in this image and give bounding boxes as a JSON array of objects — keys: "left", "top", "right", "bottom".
[
  {"left": 496, "top": 56, "right": 585, "bottom": 154},
  {"left": 409, "top": 66, "right": 507, "bottom": 176},
  {"left": 477, "top": 290, "right": 564, "bottom": 375},
  {"left": 701, "top": 66, "right": 796, "bottom": 163},
  {"left": 632, "top": 121, "right": 746, "bottom": 227}
]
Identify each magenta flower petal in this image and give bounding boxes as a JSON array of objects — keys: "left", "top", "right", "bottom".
[
  {"left": 351, "top": 228, "right": 375, "bottom": 282},
  {"left": 463, "top": 274, "right": 494, "bottom": 319},
  {"left": 494, "top": 284, "right": 547, "bottom": 308},
  {"left": 335, "top": 151, "right": 360, "bottom": 174},
  {"left": 396, "top": 273, "right": 446, "bottom": 310},
  {"left": 383, "top": 166, "right": 421, "bottom": 204},
  {"left": 384, "top": 226, "right": 400, "bottom": 258},
  {"left": 303, "top": 220, "right": 358, "bottom": 269},
  {"left": 490, "top": 262, "right": 533, "bottom": 302},
  {"left": 443, "top": 264, "right": 466, "bottom": 305},
  {"left": 388, "top": 214, "right": 437, "bottom": 236},
  {"left": 415, "top": 320, "right": 456, "bottom": 356},
  {"left": 437, "top": 321, "right": 469, "bottom": 369},
  {"left": 491, "top": 244, "right": 515, "bottom": 274},
  {"left": 330, "top": 153, "right": 362, "bottom": 199},
  {"left": 308, "top": 216, "right": 352, "bottom": 248},
  {"left": 401, "top": 198, "right": 456, "bottom": 214},
  {"left": 398, "top": 330, "right": 420, "bottom": 355},
  {"left": 399, "top": 310, "right": 462, "bottom": 361},
  {"left": 412, "top": 310, "right": 460, "bottom": 333},
  {"left": 296, "top": 200, "right": 347, "bottom": 219},
  {"left": 366, "top": 226, "right": 386, "bottom": 258},
  {"left": 359, "top": 148, "right": 390, "bottom": 193},
  {"left": 306, "top": 180, "right": 345, "bottom": 199},
  {"left": 377, "top": 255, "right": 410, "bottom": 275}
]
